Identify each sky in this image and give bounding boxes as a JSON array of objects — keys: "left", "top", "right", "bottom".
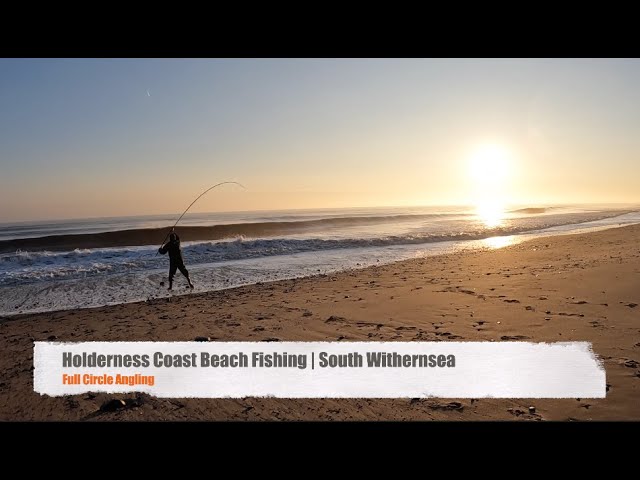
[{"left": 1, "top": 58, "right": 639, "bottom": 222}]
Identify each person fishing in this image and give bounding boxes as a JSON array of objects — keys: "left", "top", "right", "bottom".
[
  {"left": 158, "top": 229, "right": 194, "bottom": 290},
  {"left": 156, "top": 182, "right": 244, "bottom": 290}
]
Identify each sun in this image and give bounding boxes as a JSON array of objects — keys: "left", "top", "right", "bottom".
[{"left": 468, "top": 144, "right": 510, "bottom": 185}]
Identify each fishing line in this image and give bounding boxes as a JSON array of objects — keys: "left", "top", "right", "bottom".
[{"left": 159, "top": 181, "right": 245, "bottom": 248}]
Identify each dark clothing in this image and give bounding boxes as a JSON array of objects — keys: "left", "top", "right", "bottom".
[
  {"left": 168, "top": 260, "right": 189, "bottom": 283},
  {"left": 159, "top": 236, "right": 183, "bottom": 262},
  {"left": 159, "top": 234, "right": 189, "bottom": 282}
]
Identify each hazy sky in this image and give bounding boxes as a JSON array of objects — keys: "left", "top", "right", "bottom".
[{"left": 1, "top": 58, "right": 639, "bottom": 222}]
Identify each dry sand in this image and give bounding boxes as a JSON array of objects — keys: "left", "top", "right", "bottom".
[{"left": 1, "top": 224, "right": 639, "bottom": 421}]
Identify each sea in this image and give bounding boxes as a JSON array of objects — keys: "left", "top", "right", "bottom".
[{"left": 1, "top": 204, "right": 640, "bottom": 316}]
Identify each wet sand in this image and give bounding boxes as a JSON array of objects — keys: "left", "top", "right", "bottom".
[{"left": 1, "top": 224, "right": 639, "bottom": 421}]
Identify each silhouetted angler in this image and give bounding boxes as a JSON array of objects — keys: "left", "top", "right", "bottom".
[{"left": 159, "top": 230, "right": 194, "bottom": 290}]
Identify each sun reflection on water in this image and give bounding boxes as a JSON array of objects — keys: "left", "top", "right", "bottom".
[{"left": 476, "top": 199, "right": 505, "bottom": 228}]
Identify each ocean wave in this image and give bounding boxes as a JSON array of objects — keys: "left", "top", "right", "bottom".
[
  {"left": 1, "top": 209, "right": 637, "bottom": 286},
  {"left": 509, "top": 207, "right": 549, "bottom": 214},
  {"left": 2, "top": 207, "right": 635, "bottom": 254},
  {"left": 0, "top": 212, "right": 473, "bottom": 253}
]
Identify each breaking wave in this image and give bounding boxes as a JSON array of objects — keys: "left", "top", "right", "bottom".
[{"left": 0, "top": 207, "right": 635, "bottom": 286}]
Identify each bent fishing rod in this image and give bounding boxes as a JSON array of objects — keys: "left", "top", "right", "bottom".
[{"left": 158, "top": 181, "right": 245, "bottom": 250}]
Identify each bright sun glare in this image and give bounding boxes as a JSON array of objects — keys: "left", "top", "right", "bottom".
[
  {"left": 468, "top": 144, "right": 513, "bottom": 228},
  {"left": 468, "top": 144, "right": 510, "bottom": 185},
  {"left": 476, "top": 199, "right": 505, "bottom": 228}
]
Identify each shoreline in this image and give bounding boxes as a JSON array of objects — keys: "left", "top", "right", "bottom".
[{"left": 1, "top": 224, "right": 639, "bottom": 420}]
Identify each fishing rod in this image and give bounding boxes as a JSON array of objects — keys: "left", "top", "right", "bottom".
[{"left": 158, "top": 181, "right": 245, "bottom": 249}]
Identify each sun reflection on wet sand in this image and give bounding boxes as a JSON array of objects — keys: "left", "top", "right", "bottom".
[{"left": 482, "top": 235, "right": 517, "bottom": 249}]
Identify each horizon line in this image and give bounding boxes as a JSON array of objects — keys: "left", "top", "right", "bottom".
[{"left": 2, "top": 201, "right": 640, "bottom": 226}]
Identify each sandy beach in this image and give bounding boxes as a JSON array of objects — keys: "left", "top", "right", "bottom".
[{"left": 1, "top": 224, "right": 639, "bottom": 421}]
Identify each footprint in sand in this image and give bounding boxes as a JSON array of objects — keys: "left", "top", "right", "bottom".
[
  {"left": 427, "top": 401, "right": 464, "bottom": 411},
  {"left": 356, "top": 321, "right": 382, "bottom": 329},
  {"left": 500, "top": 335, "right": 531, "bottom": 340},
  {"left": 325, "top": 315, "right": 347, "bottom": 324}
]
